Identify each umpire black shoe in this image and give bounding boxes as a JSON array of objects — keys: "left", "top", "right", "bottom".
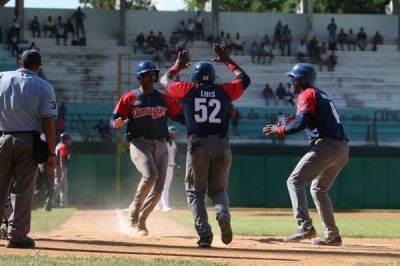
[
  {"left": 284, "top": 226, "right": 317, "bottom": 242},
  {"left": 313, "top": 236, "right": 342, "bottom": 246},
  {"left": 5, "top": 238, "right": 35, "bottom": 249},
  {"left": 218, "top": 217, "right": 233, "bottom": 245}
]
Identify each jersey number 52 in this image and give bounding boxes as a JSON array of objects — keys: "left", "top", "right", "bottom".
[{"left": 194, "top": 98, "right": 221, "bottom": 123}]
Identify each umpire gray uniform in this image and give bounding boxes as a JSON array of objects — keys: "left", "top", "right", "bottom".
[{"left": 0, "top": 50, "right": 57, "bottom": 248}]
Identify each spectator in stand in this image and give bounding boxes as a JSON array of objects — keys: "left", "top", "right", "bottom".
[
  {"left": 7, "top": 26, "right": 19, "bottom": 57},
  {"left": 250, "top": 41, "right": 259, "bottom": 63},
  {"left": 337, "top": 28, "right": 347, "bottom": 51},
  {"left": 186, "top": 18, "right": 195, "bottom": 46},
  {"left": 177, "top": 20, "right": 186, "bottom": 41},
  {"left": 12, "top": 14, "right": 21, "bottom": 42},
  {"left": 308, "top": 36, "right": 320, "bottom": 64},
  {"left": 64, "top": 18, "right": 75, "bottom": 39},
  {"left": 327, "top": 50, "right": 337, "bottom": 72},
  {"left": 230, "top": 105, "right": 240, "bottom": 136},
  {"left": 44, "top": 16, "right": 56, "bottom": 38},
  {"left": 296, "top": 39, "right": 308, "bottom": 63},
  {"left": 195, "top": 10, "right": 205, "bottom": 40},
  {"left": 56, "top": 16, "right": 67, "bottom": 46},
  {"left": 285, "top": 83, "right": 295, "bottom": 106},
  {"left": 347, "top": 28, "right": 356, "bottom": 51},
  {"left": 259, "top": 40, "right": 273, "bottom": 64},
  {"left": 319, "top": 42, "right": 328, "bottom": 71},
  {"left": 134, "top": 32, "right": 145, "bottom": 53},
  {"left": 233, "top": 33, "right": 245, "bottom": 55},
  {"left": 281, "top": 24, "right": 292, "bottom": 56},
  {"left": 152, "top": 47, "right": 163, "bottom": 68},
  {"left": 164, "top": 45, "right": 174, "bottom": 67},
  {"left": 327, "top": 18, "right": 337, "bottom": 44},
  {"left": 28, "top": 42, "right": 40, "bottom": 52},
  {"left": 262, "top": 34, "right": 271, "bottom": 45},
  {"left": 216, "top": 31, "right": 226, "bottom": 47},
  {"left": 145, "top": 30, "right": 157, "bottom": 54},
  {"left": 356, "top": 27, "right": 367, "bottom": 51},
  {"left": 275, "top": 82, "right": 287, "bottom": 105},
  {"left": 263, "top": 83, "right": 274, "bottom": 106},
  {"left": 156, "top": 31, "right": 166, "bottom": 50},
  {"left": 72, "top": 6, "right": 86, "bottom": 38},
  {"left": 224, "top": 33, "right": 233, "bottom": 54},
  {"left": 30, "top": 16, "right": 41, "bottom": 38},
  {"left": 94, "top": 119, "right": 112, "bottom": 142},
  {"left": 169, "top": 32, "right": 179, "bottom": 52},
  {"left": 272, "top": 20, "right": 283, "bottom": 49},
  {"left": 372, "top": 31, "right": 384, "bottom": 51}
]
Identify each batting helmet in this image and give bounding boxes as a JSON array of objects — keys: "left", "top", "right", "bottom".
[
  {"left": 135, "top": 60, "right": 159, "bottom": 82},
  {"left": 60, "top": 132, "right": 71, "bottom": 140},
  {"left": 191, "top": 61, "right": 215, "bottom": 85},
  {"left": 286, "top": 63, "right": 316, "bottom": 88}
]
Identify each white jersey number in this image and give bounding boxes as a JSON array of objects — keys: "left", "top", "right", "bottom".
[{"left": 194, "top": 98, "right": 221, "bottom": 123}]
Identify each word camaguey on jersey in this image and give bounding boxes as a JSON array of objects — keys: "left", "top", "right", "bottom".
[{"left": 132, "top": 107, "right": 167, "bottom": 119}]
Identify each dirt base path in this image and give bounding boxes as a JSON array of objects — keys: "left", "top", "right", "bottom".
[{"left": 1, "top": 209, "right": 400, "bottom": 265}]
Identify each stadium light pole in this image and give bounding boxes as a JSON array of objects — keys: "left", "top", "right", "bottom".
[
  {"left": 211, "top": 0, "right": 219, "bottom": 40},
  {"left": 398, "top": 0, "right": 400, "bottom": 51},
  {"left": 15, "top": 0, "right": 24, "bottom": 41},
  {"left": 118, "top": 0, "right": 126, "bottom": 46}
]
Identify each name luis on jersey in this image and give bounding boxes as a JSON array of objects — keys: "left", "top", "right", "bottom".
[{"left": 200, "top": 90, "right": 215, "bottom": 98}]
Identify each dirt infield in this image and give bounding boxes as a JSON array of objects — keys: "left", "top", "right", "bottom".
[{"left": 1, "top": 209, "right": 400, "bottom": 265}]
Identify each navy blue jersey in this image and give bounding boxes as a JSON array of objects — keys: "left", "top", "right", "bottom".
[
  {"left": 112, "top": 89, "right": 182, "bottom": 140},
  {"left": 168, "top": 80, "right": 244, "bottom": 136},
  {"left": 296, "top": 87, "right": 347, "bottom": 142}
]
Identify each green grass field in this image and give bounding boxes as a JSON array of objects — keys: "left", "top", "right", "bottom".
[
  {"left": 169, "top": 210, "right": 400, "bottom": 238},
  {"left": 0, "top": 256, "right": 229, "bottom": 266},
  {"left": 30, "top": 208, "right": 75, "bottom": 231}
]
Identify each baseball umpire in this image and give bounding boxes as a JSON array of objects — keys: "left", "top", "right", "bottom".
[
  {"left": 111, "top": 60, "right": 184, "bottom": 236},
  {"left": 160, "top": 43, "right": 251, "bottom": 247},
  {"left": 0, "top": 49, "right": 57, "bottom": 248},
  {"left": 263, "top": 63, "right": 349, "bottom": 246}
]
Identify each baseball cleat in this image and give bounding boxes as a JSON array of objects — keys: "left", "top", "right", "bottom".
[
  {"left": 197, "top": 235, "right": 213, "bottom": 248},
  {"left": 218, "top": 217, "right": 233, "bottom": 245},
  {"left": 5, "top": 237, "right": 35, "bottom": 249},
  {"left": 313, "top": 236, "right": 342, "bottom": 246},
  {"left": 284, "top": 226, "right": 317, "bottom": 242}
]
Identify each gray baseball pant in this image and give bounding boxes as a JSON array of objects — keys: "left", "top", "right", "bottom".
[
  {"left": 128, "top": 139, "right": 168, "bottom": 224},
  {"left": 185, "top": 135, "right": 232, "bottom": 240},
  {"left": 287, "top": 138, "right": 349, "bottom": 238}
]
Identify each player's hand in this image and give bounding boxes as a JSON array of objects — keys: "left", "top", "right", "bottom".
[
  {"left": 112, "top": 117, "right": 129, "bottom": 129},
  {"left": 212, "top": 43, "right": 230, "bottom": 63},
  {"left": 285, "top": 114, "right": 296, "bottom": 124},
  {"left": 263, "top": 124, "right": 279, "bottom": 136},
  {"left": 47, "top": 155, "right": 57, "bottom": 172},
  {"left": 174, "top": 49, "right": 190, "bottom": 69}
]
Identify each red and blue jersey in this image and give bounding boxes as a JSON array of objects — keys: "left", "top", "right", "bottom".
[
  {"left": 112, "top": 88, "right": 182, "bottom": 140},
  {"left": 294, "top": 87, "right": 347, "bottom": 142},
  {"left": 168, "top": 80, "right": 244, "bottom": 136}
]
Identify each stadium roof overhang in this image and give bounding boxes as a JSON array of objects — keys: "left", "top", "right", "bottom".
[{"left": 0, "top": 0, "right": 10, "bottom": 6}]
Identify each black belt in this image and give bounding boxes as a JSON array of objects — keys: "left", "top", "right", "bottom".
[
  {"left": 190, "top": 134, "right": 228, "bottom": 139},
  {"left": 131, "top": 136, "right": 166, "bottom": 142},
  {"left": 0, "top": 131, "right": 33, "bottom": 135}
]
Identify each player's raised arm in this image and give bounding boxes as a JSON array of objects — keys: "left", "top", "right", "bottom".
[
  {"left": 160, "top": 49, "right": 191, "bottom": 90},
  {"left": 211, "top": 43, "right": 251, "bottom": 89}
]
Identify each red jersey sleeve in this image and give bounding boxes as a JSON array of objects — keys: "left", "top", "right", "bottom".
[
  {"left": 160, "top": 93, "right": 183, "bottom": 119},
  {"left": 112, "top": 91, "right": 135, "bottom": 118},
  {"left": 59, "top": 144, "right": 69, "bottom": 158},
  {"left": 296, "top": 88, "right": 316, "bottom": 114},
  {"left": 220, "top": 80, "right": 244, "bottom": 101},
  {"left": 168, "top": 81, "right": 196, "bottom": 100}
]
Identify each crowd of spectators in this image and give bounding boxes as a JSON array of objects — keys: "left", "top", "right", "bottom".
[{"left": 262, "top": 82, "right": 295, "bottom": 106}]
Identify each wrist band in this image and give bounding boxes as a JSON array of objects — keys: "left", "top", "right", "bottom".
[
  {"left": 277, "top": 126, "right": 285, "bottom": 137},
  {"left": 225, "top": 58, "right": 239, "bottom": 72},
  {"left": 170, "top": 64, "right": 181, "bottom": 74}
]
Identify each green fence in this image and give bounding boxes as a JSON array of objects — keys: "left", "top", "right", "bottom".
[{"left": 66, "top": 142, "right": 400, "bottom": 209}]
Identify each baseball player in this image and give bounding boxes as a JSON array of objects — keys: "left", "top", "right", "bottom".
[
  {"left": 263, "top": 63, "right": 349, "bottom": 246},
  {"left": 155, "top": 125, "right": 180, "bottom": 212},
  {"left": 53, "top": 132, "right": 72, "bottom": 208},
  {"left": 111, "top": 60, "right": 184, "bottom": 236},
  {"left": 160, "top": 43, "right": 251, "bottom": 247}
]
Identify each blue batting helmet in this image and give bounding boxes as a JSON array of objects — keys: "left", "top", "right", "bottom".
[
  {"left": 191, "top": 61, "right": 215, "bottom": 85},
  {"left": 286, "top": 63, "right": 316, "bottom": 88},
  {"left": 60, "top": 132, "right": 71, "bottom": 140},
  {"left": 135, "top": 60, "right": 159, "bottom": 82}
]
